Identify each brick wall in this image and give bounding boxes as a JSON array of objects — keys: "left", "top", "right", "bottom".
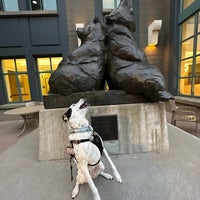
[
  {"left": 139, "top": 0, "right": 170, "bottom": 88},
  {"left": 66, "top": 0, "right": 95, "bottom": 53}
]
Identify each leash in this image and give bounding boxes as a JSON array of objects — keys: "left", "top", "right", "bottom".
[
  {"left": 70, "top": 154, "right": 74, "bottom": 181},
  {"left": 66, "top": 141, "right": 74, "bottom": 181}
]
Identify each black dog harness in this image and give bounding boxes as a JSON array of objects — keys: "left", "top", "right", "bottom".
[
  {"left": 70, "top": 126, "right": 103, "bottom": 155},
  {"left": 67, "top": 126, "right": 103, "bottom": 181}
]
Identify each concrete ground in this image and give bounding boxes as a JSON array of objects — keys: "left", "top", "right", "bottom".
[
  {"left": 0, "top": 123, "right": 200, "bottom": 200},
  {"left": 0, "top": 106, "right": 200, "bottom": 200}
]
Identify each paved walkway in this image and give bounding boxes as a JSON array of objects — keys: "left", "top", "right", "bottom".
[
  {"left": 0, "top": 123, "right": 200, "bottom": 200},
  {"left": 1, "top": 104, "right": 200, "bottom": 200},
  {"left": 0, "top": 120, "right": 37, "bottom": 153}
]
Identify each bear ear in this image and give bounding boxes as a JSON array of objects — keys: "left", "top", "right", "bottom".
[
  {"left": 62, "top": 108, "right": 72, "bottom": 121},
  {"left": 93, "top": 16, "right": 99, "bottom": 23}
]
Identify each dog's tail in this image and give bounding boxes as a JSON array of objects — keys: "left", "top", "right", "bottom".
[{"left": 103, "top": 149, "right": 122, "bottom": 183}]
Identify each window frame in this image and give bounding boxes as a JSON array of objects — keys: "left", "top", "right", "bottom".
[
  {"left": 36, "top": 56, "right": 62, "bottom": 96},
  {"left": 29, "top": 0, "right": 57, "bottom": 11},
  {"left": 1, "top": 58, "right": 31, "bottom": 102},
  {"left": 177, "top": 0, "right": 200, "bottom": 97}
]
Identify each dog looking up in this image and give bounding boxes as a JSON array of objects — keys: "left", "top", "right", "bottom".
[{"left": 63, "top": 99, "right": 122, "bottom": 200}]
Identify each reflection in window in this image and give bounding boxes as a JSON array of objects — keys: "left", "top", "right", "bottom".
[
  {"left": 181, "top": 38, "right": 194, "bottom": 59},
  {"left": 37, "top": 57, "right": 62, "bottom": 96},
  {"left": 1, "top": 59, "right": 31, "bottom": 102},
  {"left": 1, "top": 0, "right": 19, "bottom": 11},
  {"left": 30, "top": 0, "right": 42, "bottom": 10},
  {"left": 30, "top": 0, "right": 57, "bottom": 11},
  {"left": 182, "top": 0, "right": 195, "bottom": 10},
  {"left": 43, "top": 0, "right": 57, "bottom": 10},
  {"left": 179, "top": 77, "right": 192, "bottom": 95},
  {"left": 103, "top": 0, "right": 121, "bottom": 10},
  {"left": 180, "top": 58, "right": 193, "bottom": 77},
  {"left": 181, "top": 16, "right": 195, "bottom": 40}
]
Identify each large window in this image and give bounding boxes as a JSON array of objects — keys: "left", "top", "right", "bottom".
[
  {"left": 0, "top": 0, "right": 19, "bottom": 11},
  {"left": 1, "top": 59, "right": 31, "bottom": 102},
  {"left": 178, "top": 2, "right": 200, "bottom": 97},
  {"left": 37, "top": 57, "right": 62, "bottom": 96},
  {"left": 102, "top": 0, "right": 133, "bottom": 15},
  {"left": 103, "top": 0, "right": 121, "bottom": 10},
  {"left": 30, "top": 0, "right": 57, "bottom": 11}
]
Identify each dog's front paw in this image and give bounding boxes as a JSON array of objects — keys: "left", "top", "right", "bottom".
[
  {"left": 114, "top": 172, "right": 122, "bottom": 183},
  {"left": 72, "top": 192, "right": 77, "bottom": 199}
]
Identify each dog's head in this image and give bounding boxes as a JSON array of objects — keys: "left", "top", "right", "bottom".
[{"left": 62, "top": 98, "right": 89, "bottom": 129}]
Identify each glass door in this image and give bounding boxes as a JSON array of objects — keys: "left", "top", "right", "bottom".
[
  {"left": 1, "top": 58, "right": 31, "bottom": 102},
  {"left": 37, "top": 56, "right": 62, "bottom": 96},
  {"left": 178, "top": 3, "right": 200, "bottom": 97}
]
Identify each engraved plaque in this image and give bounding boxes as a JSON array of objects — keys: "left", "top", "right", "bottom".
[{"left": 91, "top": 115, "right": 118, "bottom": 141}]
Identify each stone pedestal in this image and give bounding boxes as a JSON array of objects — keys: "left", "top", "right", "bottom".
[{"left": 39, "top": 102, "right": 169, "bottom": 161}]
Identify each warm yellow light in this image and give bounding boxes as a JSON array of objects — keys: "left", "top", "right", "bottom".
[
  {"left": 145, "top": 45, "right": 157, "bottom": 52},
  {"left": 148, "top": 44, "right": 156, "bottom": 47},
  {"left": 184, "top": 65, "right": 189, "bottom": 72}
]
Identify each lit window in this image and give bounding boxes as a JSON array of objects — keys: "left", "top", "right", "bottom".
[
  {"left": 37, "top": 57, "right": 62, "bottom": 96},
  {"left": 181, "top": 38, "right": 194, "bottom": 59},
  {"left": 198, "top": 12, "right": 200, "bottom": 33},
  {"left": 0, "top": 0, "right": 19, "bottom": 11},
  {"left": 178, "top": 10, "right": 200, "bottom": 97},
  {"left": 1, "top": 59, "right": 31, "bottom": 102},
  {"left": 181, "top": 16, "right": 195, "bottom": 40},
  {"left": 194, "top": 56, "right": 200, "bottom": 95},
  {"left": 182, "top": 0, "right": 195, "bottom": 11}
]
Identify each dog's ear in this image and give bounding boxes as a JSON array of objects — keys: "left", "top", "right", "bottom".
[
  {"left": 66, "top": 108, "right": 72, "bottom": 119},
  {"left": 62, "top": 108, "right": 72, "bottom": 121}
]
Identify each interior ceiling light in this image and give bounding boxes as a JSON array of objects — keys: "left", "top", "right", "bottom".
[{"left": 32, "top": 1, "right": 38, "bottom": 4}]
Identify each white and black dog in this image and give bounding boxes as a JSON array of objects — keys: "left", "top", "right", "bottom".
[{"left": 63, "top": 98, "right": 122, "bottom": 200}]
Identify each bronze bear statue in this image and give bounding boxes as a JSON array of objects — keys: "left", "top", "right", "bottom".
[
  {"left": 49, "top": 0, "right": 173, "bottom": 102},
  {"left": 49, "top": 18, "right": 106, "bottom": 95}
]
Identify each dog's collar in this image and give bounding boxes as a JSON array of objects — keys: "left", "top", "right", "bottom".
[{"left": 71, "top": 126, "right": 93, "bottom": 134}]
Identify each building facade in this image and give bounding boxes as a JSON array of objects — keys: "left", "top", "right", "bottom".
[
  {"left": 0, "top": 0, "right": 68, "bottom": 104},
  {"left": 0, "top": 0, "right": 199, "bottom": 105},
  {"left": 171, "top": 0, "right": 200, "bottom": 97}
]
